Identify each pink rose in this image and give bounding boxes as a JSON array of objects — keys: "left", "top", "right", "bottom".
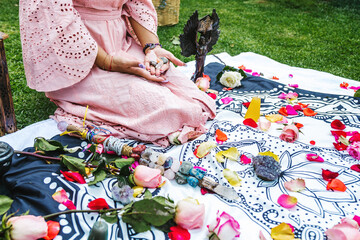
[
  {"left": 195, "top": 77, "right": 210, "bottom": 92},
  {"left": 208, "top": 211, "right": 240, "bottom": 240},
  {"left": 347, "top": 142, "right": 360, "bottom": 160},
  {"left": 134, "top": 165, "right": 162, "bottom": 188},
  {"left": 7, "top": 215, "right": 48, "bottom": 240},
  {"left": 325, "top": 217, "right": 360, "bottom": 240},
  {"left": 279, "top": 124, "right": 299, "bottom": 143},
  {"left": 174, "top": 198, "right": 205, "bottom": 230}
]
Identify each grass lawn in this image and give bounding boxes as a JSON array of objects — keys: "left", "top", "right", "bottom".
[{"left": 0, "top": 0, "right": 359, "bottom": 129}]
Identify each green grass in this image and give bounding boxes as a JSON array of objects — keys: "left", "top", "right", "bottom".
[{"left": 0, "top": 0, "right": 359, "bottom": 129}]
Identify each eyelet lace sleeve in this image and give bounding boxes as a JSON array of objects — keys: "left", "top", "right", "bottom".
[
  {"left": 123, "top": 0, "right": 158, "bottom": 43},
  {"left": 19, "top": 0, "right": 98, "bottom": 92}
]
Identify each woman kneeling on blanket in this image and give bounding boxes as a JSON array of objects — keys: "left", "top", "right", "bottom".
[{"left": 19, "top": 0, "right": 216, "bottom": 146}]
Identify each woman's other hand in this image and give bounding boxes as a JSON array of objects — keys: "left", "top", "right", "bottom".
[{"left": 145, "top": 47, "right": 185, "bottom": 77}]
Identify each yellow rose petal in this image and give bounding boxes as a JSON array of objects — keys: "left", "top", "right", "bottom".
[
  {"left": 196, "top": 141, "right": 217, "bottom": 158},
  {"left": 259, "top": 151, "right": 279, "bottom": 162},
  {"left": 223, "top": 168, "right": 241, "bottom": 187},
  {"left": 215, "top": 151, "right": 226, "bottom": 163},
  {"left": 222, "top": 147, "right": 240, "bottom": 161},
  {"left": 132, "top": 186, "right": 144, "bottom": 197},
  {"left": 265, "top": 114, "right": 283, "bottom": 123},
  {"left": 271, "top": 222, "right": 295, "bottom": 240}
]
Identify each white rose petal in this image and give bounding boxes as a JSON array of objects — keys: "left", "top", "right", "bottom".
[{"left": 219, "top": 71, "right": 243, "bottom": 88}]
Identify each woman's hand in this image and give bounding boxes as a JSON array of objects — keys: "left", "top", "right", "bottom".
[
  {"left": 145, "top": 47, "right": 185, "bottom": 77},
  {"left": 111, "top": 54, "right": 167, "bottom": 83}
]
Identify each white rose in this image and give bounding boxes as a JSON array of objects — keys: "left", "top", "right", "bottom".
[{"left": 219, "top": 71, "right": 243, "bottom": 88}]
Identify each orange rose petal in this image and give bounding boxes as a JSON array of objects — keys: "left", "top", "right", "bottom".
[
  {"left": 303, "top": 108, "right": 318, "bottom": 116},
  {"left": 294, "top": 122, "right": 304, "bottom": 129},
  {"left": 298, "top": 102, "right": 309, "bottom": 108},
  {"left": 279, "top": 107, "right": 288, "bottom": 116},
  {"left": 215, "top": 129, "right": 228, "bottom": 142},
  {"left": 326, "top": 179, "right": 347, "bottom": 192}
]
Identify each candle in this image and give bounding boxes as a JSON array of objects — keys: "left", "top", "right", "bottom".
[{"left": 88, "top": 220, "right": 108, "bottom": 240}]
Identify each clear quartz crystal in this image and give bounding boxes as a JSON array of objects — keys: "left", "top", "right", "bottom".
[{"left": 57, "top": 121, "right": 68, "bottom": 132}]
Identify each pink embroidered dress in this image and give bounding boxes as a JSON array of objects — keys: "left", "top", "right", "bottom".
[{"left": 19, "top": 0, "right": 216, "bottom": 146}]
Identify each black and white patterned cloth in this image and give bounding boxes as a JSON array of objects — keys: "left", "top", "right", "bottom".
[{"left": 1, "top": 53, "right": 360, "bottom": 240}]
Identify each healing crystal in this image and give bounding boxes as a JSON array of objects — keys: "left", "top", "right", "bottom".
[
  {"left": 190, "top": 168, "right": 205, "bottom": 180},
  {"left": 170, "top": 159, "right": 180, "bottom": 172},
  {"left": 163, "top": 157, "right": 173, "bottom": 169},
  {"left": 164, "top": 169, "right": 175, "bottom": 180},
  {"left": 179, "top": 161, "right": 193, "bottom": 175},
  {"left": 57, "top": 121, "right": 68, "bottom": 132},
  {"left": 175, "top": 172, "right": 188, "bottom": 184},
  {"left": 187, "top": 176, "right": 199, "bottom": 188}
]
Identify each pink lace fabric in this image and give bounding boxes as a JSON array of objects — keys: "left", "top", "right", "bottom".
[{"left": 19, "top": 0, "right": 216, "bottom": 146}]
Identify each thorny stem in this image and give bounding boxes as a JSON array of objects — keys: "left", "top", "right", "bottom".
[
  {"left": 43, "top": 207, "right": 124, "bottom": 220},
  {"left": 14, "top": 150, "right": 121, "bottom": 173}
]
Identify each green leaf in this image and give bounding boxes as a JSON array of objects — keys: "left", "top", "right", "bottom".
[
  {"left": 121, "top": 213, "right": 151, "bottom": 233},
  {"left": 100, "top": 212, "right": 118, "bottom": 224},
  {"left": 0, "top": 196, "right": 13, "bottom": 216},
  {"left": 143, "top": 190, "right": 152, "bottom": 199},
  {"left": 117, "top": 176, "right": 128, "bottom": 188},
  {"left": 34, "top": 137, "right": 64, "bottom": 152},
  {"left": 88, "top": 161, "right": 107, "bottom": 186},
  {"left": 354, "top": 89, "right": 360, "bottom": 98},
  {"left": 60, "top": 155, "right": 87, "bottom": 176},
  {"left": 171, "top": 36, "right": 180, "bottom": 45},
  {"left": 115, "top": 158, "right": 135, "bottom": 169}
]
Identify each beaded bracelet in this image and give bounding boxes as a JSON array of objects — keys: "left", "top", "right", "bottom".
[{"left": 143, "top": 43, "right": 162, "bottom": 54}]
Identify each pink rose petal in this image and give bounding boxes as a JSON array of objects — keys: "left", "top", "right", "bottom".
[
  {"left": 52, "top": 189, "right": 76, "bottom": 210},
  {"left": 240, "top": 154, "right": 252, "bottom": 164},
  {"left": 277, "top": 194, "right": 298, "bottom": 208},
  {"left": 286, "top": 105, "right": 298, "bottom": 115},
  {"left": 288, "top": 84, "right": 298, "bottom": 88},
  {"left": 306, "top": 153, "right": 324, "bottom": 162},
  {"left": 284, "top": 178, "right": 306, "bottom": 192},
  {"left": 293, "top": 105, "right": 302, "bottom": 111},
  {"left": 252, "top": 72, "right": 260, "bottom": 76},
  {"left": 221, "top": 97, "right": 234, "bottom": 104}
]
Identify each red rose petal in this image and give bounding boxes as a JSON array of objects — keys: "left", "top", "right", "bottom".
[
  {"left": 243, "top": 118, "right": 258, "bottom": 128},
  {"left": 349, "top": 132, "right": 360, "bottom": 143},
  {"left": 331, "top": 119, "right": 346, "bottom": 130},
  {"left": 43, "top": 221, "right": 61, "bottom": 240},
  {"left": 207, "top": 92, "right": 217, "bottom": 100},
  {"left": 310, "top": 140, "right": 316, "bottom": 145},
  {"left": 242, "top": 102, "right": 251, "bottom": 108},
  {"left": 168, "top": 225, "right": 191, "bottom": 240},
  {"left": 333, "top": 142, "right": 348, "bottom": 151},
  {"left": 303, "top": 108, "right": 318, "bottom": 116},
  {"left": 88, "top": 198, "right": 109, "bottom": 210},
  {"left": 350, "top": 164, "right": 360, "bottom": 173},
  {"left": 322, "top": 169, "right": 339, "bottom": 181},
  {"left": 61, "top": 170, "right": 86, "bottom": 184},
  {"left": 294, "top": 122, "right": 304, "bottom": 129}
]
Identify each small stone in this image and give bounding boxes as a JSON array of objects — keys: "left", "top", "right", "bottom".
[
  {"left": 171, "top": 159, "right": 180, "bottom": 172},
  {"left": 154, "top": 165, "right": 165, "bottom": 175},
  {"left": 187, "top": 176, "right": 199, "bottom": 188},
  {"left": 141, "top": 148, "right": 152, "bottom": 160},
  {"left": 179, "top": 161, "right": 193, "bottom": 175},
  {"left": 163, "top": 157, "right": 173, "bottom": 169},
  {"left": 190, "top": 168, "right": 205, "bottom": 180},
  {"left": 149, "top": 152, "right": 159, "bottom": 163},
  {"left": 164, "top": 169, "right": 175, "bottom": 180},
  {"left": 175, "top": 172, "right": 188, "bottom": 184},
  {"left": 139, "top": 158, "right": 150, "bottom": 166},
  {"left": 148, "top": 162, "right": 156, "bottom": 168},
  {"left": 156, "top": 154, "right": 166, "bottom": 166}
]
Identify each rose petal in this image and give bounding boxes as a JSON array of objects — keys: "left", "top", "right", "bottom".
[
  {"left": 353, "top": 215, "right": 360, "bottom": 226},
  {"left": 168, "top": 225, "right": 191, "bottom": 240},
  {"left": 60, "top": 170, "right": 86, "bottom": 184},
  {"left": 242, "top": 102, "right": 251, "bottom": 108},
  {"left": 340, "top": 82, "right": 349, "bottom": 89},
  {"left": 349, "top": 132, "right": 360, "bottom": 143},
  {"left": 276, "top": 117, "right": 288, "bottom": 124},
  {"left": 331, "top": 119, "right": 346, "bottom": 130},
  {"left": 288, "top": 84, "right": 298, "bottom": 88},
  {"left": 333, "top": 142, "right": 348, "bottom": 151},
  {"left": 326, "top": 179, "right": 347, "bottom": 192},
  {"left": 271, "top": 222, "right": 295, "bottom": 240},
  {"left": 278, "top": 93, "right": 288, "bottom": 100},
  {"left": 88, "top": 198, "right": 109, "bottom": 210},
  {"left": 331, "top": 130, "right": 347, "bottom": 142},
  {"left": 284, "top": 178, "right": 306, "bottom": 192},
  {"left": 350, "top": 164, "right": 360, "bottom": 172},
  {"left": 243, "top": 118, "right": 258, "bottom": 128},
  {"left": 52, "top": 190, "right": 76, "bottom": 210},
  {"left": 258, "top": 119, "right": 271, "bottom": 131},
  {"left": 277, "top": 194, "right": 298, "bottom": 208},
  {"left": 240, "top": 154, "right": 252, "bottom": 164},
  {"left": 306, "top": 153, "right": 324, "bottom": 162},
  {"left": 43, "top": 221, "right": 60, "bottom": 240},
  {"left": 221, "top": 97, "right": 234, "bottom": 104},
  {"left": 215, "top": 129, "right": 228, "bottom": 143},
  {"left": 294, "top": 122, "right": 304, "bottom": 129},
  {"left": 265, "top": 114, "right": 283, "bottom": 123},
  {"left": 252, "top": 72, "right": 261, "bottom": 76},
  {"left": 322, "top": 169, "right": 339, "bottom": 181},
  {"left": 310, "top": 140, "right": 316, "bottom": 145},
  {"left": 278, "top": 107, "right": 288, "bottom": 116},
  {"left": 223, "top": 169, "right": 242, "bottom": 187},
  {"left": 293, "top": 105, "right": 302, "bottom": 111},
  {"left": 195, "top": 141, "right": 217, "bottom": 158},
  {"left": 303, "top": 108, "right": 318, "bottom": 116},
  {"left": 286, "top": 105, "right": 298, "bottom": 115},
  {"left": 222, "top": 147, "right": 240, "bottom": 161},
  {"left": 298, "top": 102, "right": 309, "bottom": 108},
  {"left": 259, "top": 151, "right": 279, "bottom": 162},
  {"left": 207, "top": 92, "right": 217, "bottom": 100}
]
